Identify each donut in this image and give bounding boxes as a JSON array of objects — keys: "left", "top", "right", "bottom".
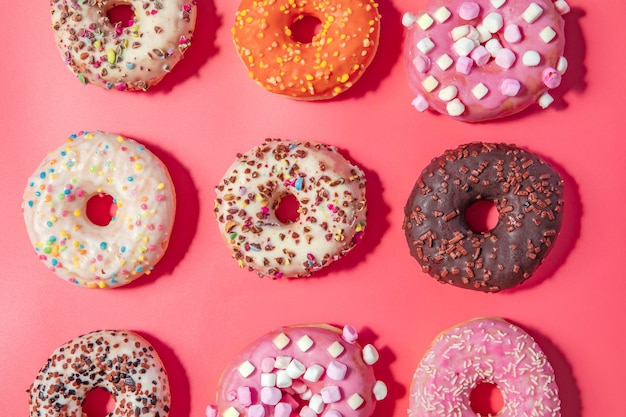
[
  {"left": 22, "top": 131, "right": 176, "bottom": 288},
  {"left": 29, "top": 329, "right": 170, "bottom": 417},
  {"left": 403, "top": 142, "right": 564, "bottom": 292},
  {"left": 209, "top": 324, "right": 387, "bottom": 417},
  {"left": 231, "top": 0, "right": 381, "bottom": 100},
  {"left": 214, "top": 139, "right": 367, "bottom": 278},
  {"left": 409, "top": 318, "right": 561, "bottom": 417},
  {"left": 50, "top": 0, "right": 197, "bottom": 91},
  {"left": 402, "top": 0, "right": 571, "bottom": 122}
]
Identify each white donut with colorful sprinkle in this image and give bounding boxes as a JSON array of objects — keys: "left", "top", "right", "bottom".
[
  {"left": 409, "top": 318, "right": 561, "bottom": 417},
  {"left": 29, "top": 330, "right": 171, "bottom": 417},
  {"left": 207, "top": 324, "right": 387, "bottom": 417},
  {"left": 214, "top": 139, "right": 367, "bottom": 279},
  {"left": 50, "top": 0, "right": 197, "bottom": 91},
  {"left": 403, "top": 0, "right": 570, "bottom": 122},
  {"left": 22, "top": 131, "right": 176, "bottom": 288}
]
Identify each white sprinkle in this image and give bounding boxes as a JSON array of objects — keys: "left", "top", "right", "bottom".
[
  {"left": 422, "top": 75, "right": 439, "bottom": 92},
  {"left": 273, "top": 333, "right": 290, "bottom": 350},
  {"left": 302, "top": 364, "right": 325, "bottom": 382},
  {"left": 490, "top": 0, "right": 506, "bottom": 8},
  {"left": 538, "top": 92, "right": 554, "bottom": 108},
  {"left": 557, "top": 56, "right": 568, "bottom": 74},
  {"left": 237, "top": 360, "right": 255, "bottom": 378},
  {"left": 327, "top": 341, "right": 345, "bottom": 358},
  {"left": 472, "top": 83, "right": 489, "bottom": 99},
  {"left": 373, "top": 380, "right": 388, "bottom": 400},
  {"left": 438, "top": 85, "right": 458, "bottom": 101},
  {"left": 296, "top": 335, "right": 314, "bottom": 352},
  {"left": 436, "top": 54, "right": 454, "bottom": 70},
  {"left": 452, "top": 37, "right": 476, "bottom": 57},
  {"left": 433, "top": 6, "right": 452, "bottom": 23},
  {"left": 401, "top": 12, "right": 418, "bottom": 27},
  {"left": 347, "top": 393, "right": 365, "bottom": 410},
  {"left": 417, "top": 13, "right": 434, "bottom": 30},
  {"left": 261, "top": 373, "right": 277, "bottom": 387},
  {"left": 417, "top": 37, "right": 435, "bottom": 54},
  {"left": 411, "top": 94, "right": 429, "bottom": 112},
  {"left": 446, "top": 98, "right": 465, "bottom": 116},
  {"left": 523, "top": 3, "right": 543, "bottom": 24},
  {"left": 522, "top": 50, "right": 541, "bottom": 66},
  {"left": 362, "top": 344, "right": 380, "bottom": 365},
  {"left": 223, "top": 407, "right": 240, "bottom": 417},
  {"left": 539, "top": 26, "right": 557, "bottom": 43}
]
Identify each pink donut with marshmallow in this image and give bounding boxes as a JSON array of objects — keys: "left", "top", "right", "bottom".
[
  {"left": 403, "top": 0, "right": 570, "bottom": 122},
  {"left": 210, "top": 324, "right": 387, "bottom": 417}
]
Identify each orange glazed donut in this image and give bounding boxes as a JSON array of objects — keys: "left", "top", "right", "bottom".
[{"left": 232, "top": 0, "right": 381, "bottom": 100}]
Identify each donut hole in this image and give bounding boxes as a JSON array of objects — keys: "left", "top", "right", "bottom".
[
  {"left": 86, "top": 193, "right": 118, "bottom": 226},
  {"left": 106, "top": 4, "right": 135, "bottom": 28},
  {"left": 275, "top": 193, "right": 300, "bottom": 223},
  {"left": 470, "top": 382, "right": 504, "bottom": 416},
  {"left": 82, "top": 387, "right": 115, "bottom": 417},
  {"left": 289, "top": 14, "right": 322, "bottom": 43},
  {"left": 465, "top": 199, "right": 498, "bottom": 233}
]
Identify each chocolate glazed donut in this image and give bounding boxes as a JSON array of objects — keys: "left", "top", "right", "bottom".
[{"left": 403, "top": 142, "right": 564, "bottom": 292}]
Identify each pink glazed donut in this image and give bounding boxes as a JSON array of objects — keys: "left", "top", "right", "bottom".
[
  {"left": 403, "top": 0, "right": 571, "bottom": 122},
  {"left": 409, "top": 318, "right": 561, "bottom": 417},
  {"left": 208, "top": 324, "right": 387, "bottom": 417}
]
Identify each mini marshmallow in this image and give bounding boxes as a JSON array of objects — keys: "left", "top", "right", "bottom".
[
  {"left": 321, "top": 386, "right": 342, "bottom": 404},
  {"left": 292, "top": 381, "right": 308, "bottom": 394},
  {"left": 539, "top": 26, "right": 557, "bottom": 43},
  {"left": 373, "top": 380, "right": 388, "bottom": 401},
  {"left": 422, "top": 75, "right": 439, "bottom": 92},
  {"left": 485, "top": 38, "right": 502, "bottom": 56},
  {"left": 471, "top": 83, "right": 489, "bottom": 100},
  {"left": 459, "top": 2, "right": 480, "bottom": 20},
  {"left": 299, "top": 406, "right": 317, "bottom": 417},
  {"left": 504, "top": 24, "right": 522, "bottom": 43},
  {"left": 482, "top": 12, "right": 503, "bottom": 33},
  {"left": 476, "top": 24, "right": 492, "bottom": 43},
  {"left": 490, "top": 0, "right": 506, "bottom": 8},
  {"left": 542, "top": 67, "right": 562, "bottom": 88},
  {"left": 434, "top": 6, "right": 452, "bottom": 23},
  {"left": 327, "top": 360, "right": 348, "bottom": 380},
  {"left": 362, "top": 344, "right": 380, "bottom": 365},
  {"left": 248, "top": 405, "right": 265, "bottom": 417},
  {"left": 438, "top": 85, "right": 458, "bottom": 102},
  {"left": 470, "top": 45, "right": 490, "bottom": 66},
  {"left": 309, "top": 394, "right": 324, "bottom": 414},
  {"left": 556, "top": 56, "right": 568, "bottom": 74},
  {"left": 522, "top": 3, "right": 543, "bottom": 24},
  {"left": 285, "top": 359, "right": 306, "bottom": 379},
  {"left": 500, "top": 78, "right": 521, "bottom": 96},
  {"left": 275, "top": 403, "right": 292, "bottom": 417},
  {"left": 297, "top": 335, "right": 314, "bottom": 352},
  {"left": 417, "top": 37, "right": 435, "bottom": 54},
  {"left": 260, "top": 387, "right": 282, "bottom": 405},
  {"left": 261, "top": 357, "right": 275, "bottom": 373},
  {"left": 401, "top": 12, "right": 418, "bottom": 28},
  {"left": 446, "top": 98, "right": 466, "bottom": 116},
  {"left": 274, "top": 356, "right": 292, "bottom": 369},
  {"left": 342, "top": 325, "right": 358, "bottom": 344},
  {"left": 451, "top": 25, "right": 471, "bottom": 41},
  {"left": 205, "top": 405, "right": 218, "bottom": 417},
  {"left": 455, "top": 56, "right": 473, "bottom": 74},
  {"left": 324, "top": 411, "right": 343, "bottom": 417},
  {"left": 522, "top": 50, "right": 541, "bottom": 66},
  {"left": 411, "top": 95, "right": 430, "bottom": 112},
  {"left": 303, "top": 364, "right": 325, "bottom": 382},
  {"left": 273, "top": 333, "right": 290, "bottom": 350},
  {"left": 554, "top": 0, "right": 571, "bottom": 14},
  {"left": 237, "top": 386, "right": 252, "bottom": 406},
  {"left": 466, "top": 26, "right": 480, "bottom": 41},
  {"left": 452, "top": 37, "right": 476, "bottom": 57},
  {"left": 238, "top": 361, "right": 255, "bottom": 378},
  {"left": 276, "top": 370, "right": 293, "bottom": 388},
  {"left": 495, "top": 48, "right": 516, "bottom": 69},
  {"left": 327, "top": 341, "right": 345, "bottom": 358},
  {"left": 347, "top": 393, "right": 365, "bottom": 410},
  {"left": 223, "top": 407, "right": 240, "bottom": 417},
  {"left": 436, "top": 54, "right": 454, "bottom": 71},
  {"left": 417, "top": 13, "right": 434, "bottom": 30},
  {"left": 413, "top": 56, "right": 431, "bottom": 73},
  {"left": 538, "top": 92, "right": 554, "bottom": 108},
  {"left": 299, "top": 389, "right": 313, "bottom": 401},
  {"left": 261, "top": 373, "right": 277, "bottom": 387}
]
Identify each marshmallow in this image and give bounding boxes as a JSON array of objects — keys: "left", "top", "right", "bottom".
[
  {"left": 327, "top": 341, "right": 345, "bottom": 358},
  {"left": 299, "top": 406, "right": 317, "bottom": 417},
  {"left": 347, "top": 393, "right": 365, "bottom": 410},
  {"left": 471, "top": 83, "right": 489, "bottom": 100},
  {"left": 476, "top": 24, "right": 492, "bottom": 43},
  {"left": 433, "top": 6, "right": 452, "bottom": 23},
  {"left": 296, "top": 335, "right": 314, "bottom": 352},
  {"left": 363, "top": 344, "right": 380, "bottom": 365},
  {"left": 373, "top": 380, "right": 388, "bottom": 401},
  {"left": 542, "top": 67, "right": 562, "bottom": 88},
  {"left": 554, "top": 0, "right": 571, "bottom": 14},
  {"left": 522, "top": 50, "right": 541, "bottom": 66},
  {"left": 299, "top": 389, "right": 313, "bottom": 401},
  {"left": 459, "top": 2, "right": 480, "bottom": 20},
  {"left": 522, "top": 3, "right": 543, "bottom": 24},
  {"left": 452, "top": 37, "right": 476, "bottom": 57},
  {"left": 237, "top": 360, "right": 255, "bottom": 378},
  {"left": 417, "top": 37, "right": 435, "bottom": 54},
  {"left": 276, "top": 370, "right": 293, "bottom": 388},
  {"left": 538, "top": 92, "right": 554, "bottom": 108},
  {"left": 422, "top": 75, "right": 439, "bottom": 92},
  {"left": 223, "top": 407, "right": 240, "bottom": 417},
  {"left": 438, "top": 85, "right": 458, "bottom": 102},
  {"left": 417, "top": 13, "right": 434, "bottom": 30},
  {"left": 261, "top": 373, "right": 277, "bottom": 387},
  {"left": 500, "top": 78, "right": 521, "bottom": 96},
  {"left": 411, "top": 94, "right": 429, "bottom": 112},
  {"left": 274, "top": 356, "right": 291, "bottom": 369},
  {"left": 260, "top": 387, "right": 282, "bottom": 405},
  {"left": 485, "top": 38, "right": 503, "bottom": 57},
  {"left": 285, "top": 359, "right": 306, "bottom": 379},
  {"left": 451, "top": 25, "right": 471, "bottom": 41},
  {"left": 556, "top": 56, "right": 568, "bottom": 74},
  {"left": 248, "top": 405, "right": 265, "bottom": 417},
  {"left": 321, "top": 386, "right": 342, "bottom": 403},
  {"left": 237, "top": 386, "right": 252, "bottom": 406},
  {"left": 401, "top": 12, "right": 418, "bottom": 28},
  {"left": 413, "top": 56, "right": 431, "bottom": 73},
  {"left": 490, "top": 0, "right": 506, "bottom": 8},
  {"left": 275, "top": 403, "right": 292, "bottom": 417},
  {"left": 455, "top": 56, "right": 473, "bottom": 74},
  {"left": 342, "top": 325, "right": 358, "bottom": 344},
  {"left": 436, "top": 54, "right": 454, "bottom": 71},
  {"left": 482, "top": 12, "right": 503, "bottom": 33},
  {"left": 273, "top": 333, "right": 290, "bottom": 350},
  {"left": 324, "top": 411, "right": 343, "bottom": 417},
  {"left": 446, "top": 98, "right": 466, "bottom": 116},
  {"left": 470, "top": 45, "right": 490, "bottom": 66},
  {"left": 539, "top": 26, "right": 557, "bottom": 43},
  {"left": 261, "top": 357, "right": 275, "bottom": 373},
  {"left": 205, "top": 405, "right": 218, "bottom": 417},
  {"left": 327, "top": 360, "right": 348, "bottom": 380},
  {"left": 303, "top": 364, "right": 325, "bottom": 382},
  {"left": 495, "top": 48, "right": 516, "bottom": 69},
  {"left": 309, "top": 394, "right": 324, "bottom": 414},
  {"left": 504, "top": 24, "right": 522, "bottom": 43}
]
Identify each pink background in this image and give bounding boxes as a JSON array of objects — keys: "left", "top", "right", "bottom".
[{"left": 1, "top": 0, "right": 624, "bottom": 416}]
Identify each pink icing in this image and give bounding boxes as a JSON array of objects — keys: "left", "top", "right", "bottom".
[
  {"left": 409, "top": 318, "right": 561, "bottom": 417},
  {"left": 403, "top": 0, "right": 567, "bottom": 122},
  {"left": 215, "top": 325, "right": 385, "bottom": 417}
]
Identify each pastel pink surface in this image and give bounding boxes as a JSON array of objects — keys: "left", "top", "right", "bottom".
[{"left": 0, "top": 2, "right": 624, "bottom": 417}]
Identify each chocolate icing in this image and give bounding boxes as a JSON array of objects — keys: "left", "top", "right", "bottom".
[{"left": 403, "top": 142, "right": 564, "bottom": 292}]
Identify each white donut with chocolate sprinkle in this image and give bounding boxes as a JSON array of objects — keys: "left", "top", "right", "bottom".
[{"left": 214, "top": 139, "right": 367, "bottom": 279}]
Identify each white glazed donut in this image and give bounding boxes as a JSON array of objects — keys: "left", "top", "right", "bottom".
[
  {"left": 214, "top": 139, "right": 367, "bottom": 278},
  {"left": 409, "top": 318, "right": 561, "bottom": 417},
  {"left": 29, "top": 330, "right": 170, "bottom": 417},
  {"left": 50, "top": 0, "right": 197, "bottom": 91},
  {"left": 22, "top": 131, "right": 176, "bottom": 288}
]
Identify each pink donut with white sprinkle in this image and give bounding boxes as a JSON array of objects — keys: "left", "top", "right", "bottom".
[
  {"left": 409, "top": 318, "right": 561, "bottom": 417},
  {"left": 209, "top": 324, "right": 387, "bottom": 417},
  {"left": 403, "top": 0, "right": 570, "bottom": 122}
]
